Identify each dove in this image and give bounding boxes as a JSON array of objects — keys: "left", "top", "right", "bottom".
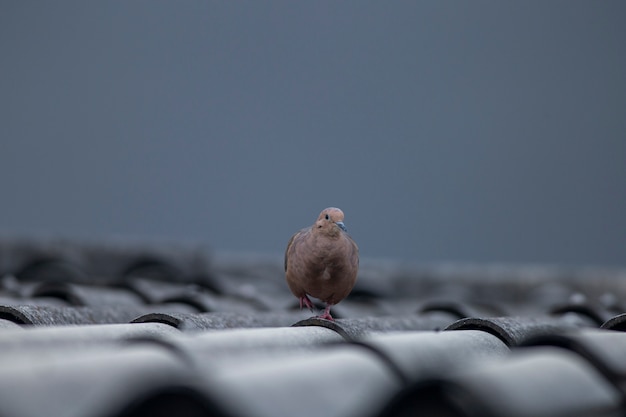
[{"left": 285, "top": 207, "right": 359, "bottom": 321}]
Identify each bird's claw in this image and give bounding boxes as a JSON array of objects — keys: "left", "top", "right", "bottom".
[
  {"left": 299, "top": 295, "right": 315, "bottom": 312},
  {"left": 316, "top": 305, "right": 334, "bottom": 321}
]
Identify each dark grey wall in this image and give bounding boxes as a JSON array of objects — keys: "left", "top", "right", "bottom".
[{"left": 1, "top": 2, "right": 625, "bottom": 266}]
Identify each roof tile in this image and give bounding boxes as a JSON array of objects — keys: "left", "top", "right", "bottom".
[{"left": 0, "top": 238, "right": 626, "bottom": 417}]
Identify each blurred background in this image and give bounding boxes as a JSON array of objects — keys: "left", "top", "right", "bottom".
[{"left": 1, "top": 2, "right": 625, "bottom": 266}]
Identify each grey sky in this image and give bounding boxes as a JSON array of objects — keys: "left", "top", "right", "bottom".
[{"left": 1, "top": 2, "right": 625, "bottom": 266}]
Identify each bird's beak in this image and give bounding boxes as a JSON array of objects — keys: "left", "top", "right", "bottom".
[{"left": 336, "top": 221, "right": 347, "bottom": 232}]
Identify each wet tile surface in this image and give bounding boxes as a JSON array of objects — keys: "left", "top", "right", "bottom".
[{"left": 1, "top": 238, "right": 626, "bottom": 417}]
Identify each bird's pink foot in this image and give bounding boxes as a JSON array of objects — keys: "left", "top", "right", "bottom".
[
  {"left": 299, "top": 295, "right": 315, "bottom": 311},
  {"left": 316, "top": 305, "right": 334, "bottom": 321}
]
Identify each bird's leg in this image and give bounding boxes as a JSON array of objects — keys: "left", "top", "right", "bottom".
[
  {"left": 299, "top": 295, "right": 315, "bottom": 312},
  {"left": 317, "top": 304, "right": 334, "bottom": 321}
]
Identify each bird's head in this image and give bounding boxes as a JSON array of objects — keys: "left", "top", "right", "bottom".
[{"left": 315, "top": 207, "right": 348, "bottom": 237}]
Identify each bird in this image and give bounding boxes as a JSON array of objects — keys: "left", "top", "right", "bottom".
[{"left": 285, "top": 207, "right": 359, "bottom": 321}]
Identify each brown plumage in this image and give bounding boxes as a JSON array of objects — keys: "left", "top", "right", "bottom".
[{"left": 284, "top": 207, "right": 359, "bottom": 321}]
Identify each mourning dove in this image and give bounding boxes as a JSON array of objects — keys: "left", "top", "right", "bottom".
[{"left": 285, "top": 207, "right": 359, "bottom": 321}]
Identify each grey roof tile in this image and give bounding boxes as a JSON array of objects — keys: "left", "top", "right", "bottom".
[
  {"left": 124, "top": 277, "right": 198, "bottom": 300},
  {"left": 379, "top": 347, "right": 623, "bottom": 417},
  {"left": 445, "top": 315, "right": 595, "bottom": 347},
  {"left": 521, "top": 328, "right": 626, "bottom": 398},
  {"left": 2, "top": 238, "right": 626, "bottom": 417},
  {"left": 0, "top": 304, "right": 155, "bottom": 325},
  {"left": 132, "top": 311, "right": 312, "bottom": 331},
  {"left": 126, "top": 276, "right": 268, "bottom": 313},
  {"left": 200, "top": 344, "right": 403, "bottom": 417},
  {"left": 419, "top": 298, "right": 508, "bottom": 319},
  {"left": 353, "top": 330, "right": 510, "bottom": 384},
  {"left": 601, "top": 312, "right": 626, "bottom": 331},
  {"left": 0, "top": 323, "right": 179, "bottom": 351},
  {"left": 0, "top": 343, "right": 222, "bottom": 417},
  {"left": 550, "top": 300, "right": 616, "bottom": 326},
  {"left": 0, "top": 238, "right": 213, "bottom": 285},
  {"left": 30, "top": 281, "right": 146, "bottom": 307},
  {"left": 179, "top": 326, "right": 345, "bottom": 354},
  {"left": 293, "top": 314, "right": 457, "bottom": 340},
  {"left": 0, "top": 318, "right": 22, "bottom": 329},
  {"left": 324, "top": 298, "right": 395, "bottom": 318}
]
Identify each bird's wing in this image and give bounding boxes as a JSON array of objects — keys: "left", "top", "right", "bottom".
[
  {"left": 348, "top": 236, "right": 359, "bottom": 268},
  {"left": 284, "top": 229, "right": 303, "bottom": 271}
]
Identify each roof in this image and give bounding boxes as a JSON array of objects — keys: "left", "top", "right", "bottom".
[{"left": 1, "top": 237, "right": 625, "bottom": 417}]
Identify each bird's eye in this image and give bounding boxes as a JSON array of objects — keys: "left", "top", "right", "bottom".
[{"left": 325, "top": 214, "right": 329, "bottom": 220}]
